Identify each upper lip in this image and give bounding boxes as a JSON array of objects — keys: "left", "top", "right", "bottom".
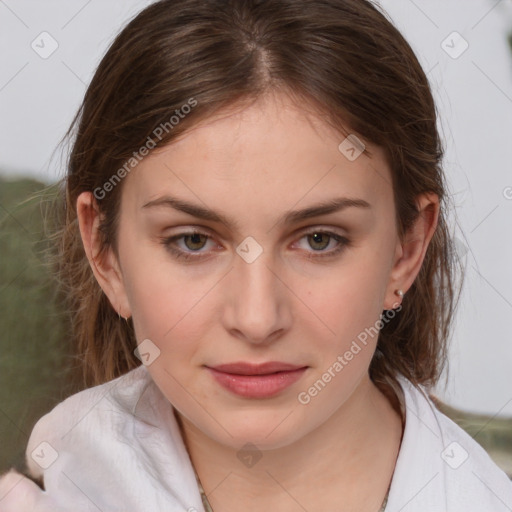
[{"left": 208, "top": 362, "right": 307, "bottom": 375}]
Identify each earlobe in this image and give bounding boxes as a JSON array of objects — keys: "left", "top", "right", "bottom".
[
  {"left": 384, "top": 193, "right": 440, "bottom": 309},
  {"left": 76, "top": 191, "right": 131, "bottom": 319}
]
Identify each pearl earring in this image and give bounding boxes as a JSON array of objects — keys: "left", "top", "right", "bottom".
[{"left": 395, "top": 289, "right": 404, "bottom": 298}]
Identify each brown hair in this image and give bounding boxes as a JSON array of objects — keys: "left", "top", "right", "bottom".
[{"left": 53, "top": 0, "right": 464, "bottom": 396}]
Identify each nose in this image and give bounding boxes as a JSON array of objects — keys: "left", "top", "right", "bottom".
[{"left": 222, "top": 245, "right": 292, "bottom": 346}]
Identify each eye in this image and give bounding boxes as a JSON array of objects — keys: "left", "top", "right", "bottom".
[
  {"left": 160, "top": 228, "right": 350, "bottom": 262},
  {"left": 295, "top": 230, "right": 350, "bottom": 259},
  {"left": 160, "top": 230, "right": 217, "bottom": 262}
]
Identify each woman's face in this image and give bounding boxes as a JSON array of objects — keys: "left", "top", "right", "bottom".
[{"left": 109, "top": 91, "right": 404, "bottom": 449}]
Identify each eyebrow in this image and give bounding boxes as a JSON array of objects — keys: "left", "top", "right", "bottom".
[{"left": 142, "top": 195, "right": 371, "bottom": 231}]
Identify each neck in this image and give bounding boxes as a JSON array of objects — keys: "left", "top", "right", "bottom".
[{"left": 175, "top": 374, "right": 404, "bottom": 512}]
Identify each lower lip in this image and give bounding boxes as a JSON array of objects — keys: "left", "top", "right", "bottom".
[{"left": 207, "top": 367, "right": 307, "bottom": 398}]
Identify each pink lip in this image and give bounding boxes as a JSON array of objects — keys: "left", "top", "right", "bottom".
[{"left": 206, "top": 362, "right": 308, "bottom": 398}]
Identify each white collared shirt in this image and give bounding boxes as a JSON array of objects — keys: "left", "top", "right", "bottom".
[{"left": 0, "top": 365, "right": 511, "bottom": 511}]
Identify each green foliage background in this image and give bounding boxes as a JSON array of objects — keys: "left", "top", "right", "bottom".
[{"left": 0, "top": 177, "right": 77, "bottom": 473}]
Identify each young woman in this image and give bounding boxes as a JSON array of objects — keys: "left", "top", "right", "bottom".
[{"left": 1, "top": 0, "right": 511, "bottom": 510}]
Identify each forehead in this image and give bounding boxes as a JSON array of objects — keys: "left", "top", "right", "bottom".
[{"left": 121, "top": 91, "right": 394, "bottom": 223}]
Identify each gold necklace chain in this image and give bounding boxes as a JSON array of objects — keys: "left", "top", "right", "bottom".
[{"left": 193, "top": 469, "right": 390, "bottom": 512}]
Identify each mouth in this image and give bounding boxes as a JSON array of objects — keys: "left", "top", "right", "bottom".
[{"left": 205, "top": 362, "right": 308, "bottom": 398}]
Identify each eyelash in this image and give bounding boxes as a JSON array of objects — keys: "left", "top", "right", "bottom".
[{"left": 160, "top": 229, "right": 351, "bottom": 262}]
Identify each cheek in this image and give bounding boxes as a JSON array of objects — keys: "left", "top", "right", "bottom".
[
  {"left": 126, "top": 270, "right": 209, "bottom": 347},
  {"left": 294, "top": 260, "right": 388, "bottom": 415},
  {"left": 302, "top": 250, "right": 391, "bottom": 349},
  {"left": 119, "top": 237, "right": 205, "bottom": 345}
]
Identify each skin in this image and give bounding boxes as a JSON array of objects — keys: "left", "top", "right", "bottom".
[{"left": 77, "top": 90, "right": 439, "bottom": 511}]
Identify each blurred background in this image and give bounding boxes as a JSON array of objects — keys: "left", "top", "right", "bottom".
[{"left": 1, "top": 0, "right": 511, "bottom": 477}]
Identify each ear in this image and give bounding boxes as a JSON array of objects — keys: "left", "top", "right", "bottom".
[
  {"left": 76, "top": 191, "right": 131, "bottom": 319},
  {"left": 384, "top": 192, "right": 440, "bottom": 309}
]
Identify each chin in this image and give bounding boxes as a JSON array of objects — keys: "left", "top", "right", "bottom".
[{"left": 205, "top": 410, "right": 307, "bottom": 451}]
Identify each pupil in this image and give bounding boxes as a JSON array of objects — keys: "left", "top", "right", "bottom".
[
  {"left": 187, "top": 234, "right": 205, "bottom": 250},
  {"left": 310, "top": 232, "right": 328, "bottom": 250}
]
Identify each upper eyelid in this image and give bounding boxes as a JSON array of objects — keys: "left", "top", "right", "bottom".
[{"left": 165, "top": 224, "right": 347, "bottom": 238}]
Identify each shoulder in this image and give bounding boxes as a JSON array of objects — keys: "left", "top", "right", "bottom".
[
  {"left": 386, "top": 376, "right": 512, "bottom": 512},
  {"left": 23, "top": 364, "right": 151, "bottom": 479},
  {"left": 0, "top": 364, "right": 204, "bottom": 511},
  {"left": 0, "top": 365, "right": 149, "bottom": 511}
]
